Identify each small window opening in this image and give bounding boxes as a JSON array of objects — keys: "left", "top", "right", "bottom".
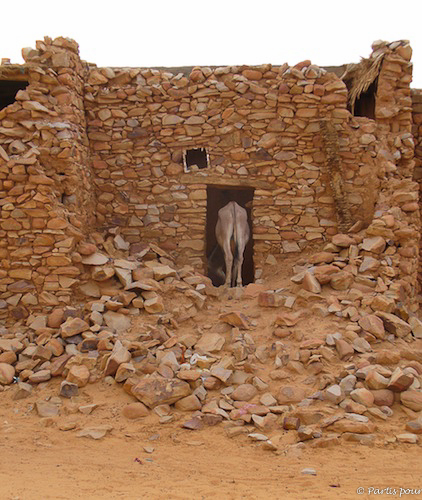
[
  {"left": 0, "top": 80, "right": 29, "bottom": 110},
  {"left": 184, "top": 148, "right": 209, "bottom": 172}
]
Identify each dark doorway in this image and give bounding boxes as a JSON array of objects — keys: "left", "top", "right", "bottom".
[
  {"left": 345, "top": 78, "right": 377, "bottom": 120},
  {"left": 0, "top": 80, "right": 29, "bottom": 110},
  {"left": 206, "top": 185, "right": 254, "bottom": 286}
]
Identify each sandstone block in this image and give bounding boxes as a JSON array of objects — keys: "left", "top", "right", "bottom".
[
  {"left": 0, "top": 363, "right": 15, "bottom": 384},
  {"left": 131, "top": 377, "right": 191, "bottom": 408}
]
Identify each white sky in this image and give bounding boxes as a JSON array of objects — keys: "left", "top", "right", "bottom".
[{"left": 1, "top": 0, "right": 421, "bottom": 87}]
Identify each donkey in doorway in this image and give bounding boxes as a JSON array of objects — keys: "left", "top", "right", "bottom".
[{"left": 214, "top": 201, "right": 250, "bottom": 287}]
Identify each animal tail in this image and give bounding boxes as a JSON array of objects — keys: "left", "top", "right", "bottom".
[
  {"left": 208, "top": 243, "right": 219, "bottom": 262},
  {"left": 232, "top": 202, "right": 239, "bottom": 259}
]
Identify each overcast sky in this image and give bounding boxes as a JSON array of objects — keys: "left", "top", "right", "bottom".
[{"left": 1, "top": 0, "right": 421, "bottom": 87}]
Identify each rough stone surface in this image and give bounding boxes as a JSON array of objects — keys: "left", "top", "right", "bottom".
[{"left": 131, "top": 377, "right": 191, "bottom": 408}]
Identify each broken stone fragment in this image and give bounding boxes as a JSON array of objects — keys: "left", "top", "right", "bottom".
[
  {"left": 387, "top": 367, "right": 414, "bottom": 392},
  {"left": 194, "top": 333, "right": 225, "bottom": 353},
  {"left": 400, "top": 390, "right": 422, "bottom": 411},
  {"left": 396, "top": 433, "right": 418, "bottom": 444},
  {"left": 60, "top": 317, "right": 90, "bottom": 338},
  {"left": 331, "top": 234, "right": 355, "bottom": 247},
  {"left": 327, "top": 419, "right": 376, "bottom": 434},
  {"left": 358, "top": 314, "right": 385, "bottom": 339},
  {"left": 12, "top": 381, "right": 33, "bottom": 400},
  {"left": 131, "top": 376, "right": 191, "bottom": 408},
  {"left": 144, "top": 296, "right": 164, "bottom": 314},
  {"left": 36, "top": 400, "right": 60, "bottom": 418},
  {"left": 28, "top": 370, "right": 51, "bottom": 384},
  {"left": 371, "top": 389, "right": 395, "bottom": 407},
  {"left": 283, "top": 416, "right": 301, "bottom": 430},
  {"left": 376, "top": 312, "right": 411, "bottom": 338},
  {"left": 302, "top": 271, "right": 321, "bottom": 294},
  {"left": 59, "top": 380, "right": 79, "bottom": 398},
  {"left": 219, "top": 311, "right": 249, "bottom": 329},
  {"left": 365, "top": 370, "right": 389, "bottom": 390},
  {"left": 115, "top": 362, "right": 136, "bottom": 383},
  {"left": 76, "top": 426, "right": 113, "bottom": 440},
  {"left": 182, "top": 416, "right": 203, "bottom": 430},
  {"left": 91, "top": 267, "right": 115, "bottom": 281},
  {"left": 257, "top": 292, "right": 284, "bottom": 307},
  {"left": 350, "top": 388, "right": 374, "bottom": 407},
  {"left": 152, "top": 265, "right": 177, "bottom": 281},
  {"left": 103, "top": 311, "right": 132, "bottom": 332},
  {"left": 81, "top": 253, "right": 109, "bottom": 266},
  {"left": 122, "top": 402, "right": 149, "bottom": 419},
  {"left": 66, "top": 365, "right": 90, "bottom": 387},
  {"left": 174, "top": 394, "right": 202, "bottom": 411},
  {"left": 324, "top": 384, "right": 344, "bottom": 404},
  {"left": 231, "top": 384, "right": 258, "bottom": 402},
  {"left": 0, "top": 363, "right": 15, "bottom": 384},
  {"left": 335, "top": 338, "right": 354, "bottom": 360},
  {"left": 277, "top": 386, "right": 307, "bottom": 404},
  {"left": 104, "top": 340, "right": 131, "bottom": 377}
]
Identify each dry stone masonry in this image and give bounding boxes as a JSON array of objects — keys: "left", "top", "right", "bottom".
[
  {"left": 1, "top": 37, "right": 422, "bottom": 451},
  {"left": 0, "top": 37, "right": 420, "bottom": 319}
]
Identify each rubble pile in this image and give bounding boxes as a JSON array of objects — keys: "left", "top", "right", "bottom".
[{"left": 1, "top": 230, "right": 422, "bottom": 452}]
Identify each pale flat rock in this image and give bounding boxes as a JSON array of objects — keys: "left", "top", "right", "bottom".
[
  {"left": 36, "top": 401, "right": 59, "bottom": 417},
  {"left": 152, "top": 265, "right": 177, "bottom": 281},
  {"left": 103, "top": 311, "right": 132, "bottom": 332},
  {"left": 81, "top": 253, "right": 109, "bottom": 266},
  {"left": 76, "top": 426, "right": 113, "bottom": 440},
  {"left": 195, "top": 333, "right": 225, "bottom": 353}
]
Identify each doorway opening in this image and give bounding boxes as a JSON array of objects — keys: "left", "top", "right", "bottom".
[
  {"left": 345, "top": 77, "right": 377, "bottom": 120},
  {"left": 206, "top": 185, "right": 254, "bottom": 286},
  {"left": 0, "top": 80, "right": 29, "bottom": 110}
]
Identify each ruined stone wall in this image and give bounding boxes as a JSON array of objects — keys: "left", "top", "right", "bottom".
[
  {"left": 354, "top": 41, "right": 420, "bottom": 308},
  {"left": 0, "top": 36, "right": 420, "bottom": 321},
  {"left": 84, "top": 61, "right": 382, "bottom": 275},
  {"left": 0, "top": 37, "right": 94, "bottom": 321},
  {"left": 411, "top": 88, "right": 422, "bottom": 290}
]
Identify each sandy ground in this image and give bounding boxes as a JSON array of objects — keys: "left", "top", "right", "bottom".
[{"left": 1, "top": 415, "right": 421, "bottom": 500}]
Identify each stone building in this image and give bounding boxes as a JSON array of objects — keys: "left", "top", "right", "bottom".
[{"left": 0, "top": 36, "right": 421, "bottom": 322}]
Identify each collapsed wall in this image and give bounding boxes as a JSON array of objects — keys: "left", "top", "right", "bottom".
[{"left": 0, "top": 36, "right": 421, "bottom": 322}]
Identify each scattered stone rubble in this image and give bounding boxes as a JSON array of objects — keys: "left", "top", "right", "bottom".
[{"left": 1, "top": 230, "right": 422, "bottom": 452}]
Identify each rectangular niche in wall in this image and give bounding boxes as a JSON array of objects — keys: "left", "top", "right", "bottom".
[
  {"left": 0, "top": 80, "right": 29, "bottom": 110},
  {"left": 183, "top": 148, "right": 209, "bottom": 172},
  {"left": 206, "top": 185, "right": 255, "bottom": 287}
]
